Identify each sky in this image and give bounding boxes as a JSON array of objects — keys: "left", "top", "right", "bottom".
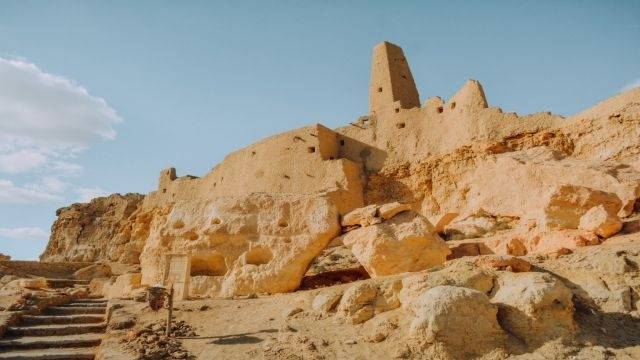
[{"left": 0, "top": 1, "right": 638, "bottom": 260}]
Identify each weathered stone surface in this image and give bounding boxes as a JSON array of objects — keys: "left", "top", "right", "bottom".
[
  {"left": 444, "top": 209, "right": 515, "bottom": 240},
  {"left": 101, "top": 273, "right": 143, "bottom": 299},
  {"left": 341, "top": 205, "right": 379, "bottom": 227},
  {"left": 408, "top": 285, "right": 506, "bottom": 356},
  {"left": 74, "top": 263, "right": 112, "bottom": 280},
  {"left": 491, "top": 272, "right": 575, "bottom": 346},
  {"left": 336, "top": 278, "right": 402, "bottom": 324},
  {"left": 0, "top": 253, "right": 10, "bottom": 261},
  {"left": 463, "top": 149, "right": 639, "bottom": 221},
  {"left": 41, "top": 193, "right": 145, "bottom": 263},
  {"left": 140, "top": 193, "right": 340, "bottom": 297},
  {"left": 399, "top": 261, "right": 495, "bottom": 306},
  {"left": 342, "top": 211, "right": 450, "bottom": 277},
  {"left": 579, "top": 205, "right": 623, "bottom": 238},
  {"left": 312, "top": 290, "right": 343, "bottom": 313},
  {"left": 541, "top": 185, "right": 623, "bottom": 230},
  {"left": 474, "top": 255, "right": 531, "bottom": 272},
  {"left": 378, "top": 202, "right": 410, "bottom": 220}
]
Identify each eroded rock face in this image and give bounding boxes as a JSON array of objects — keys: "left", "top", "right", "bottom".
[
  {"left": 541, "top": 185, "right": 622, "bottom": 230},
  {"left": 491, "top": 272, "right": 575, "bottom": 346},
  {"left": 140, "top": 193, "right": 340, "bottom": 297},
  {"left": 408, "top": 285, "right": 506, "bottom": 356},
  {"left": 579, "top": 205, "right": 623, "bottom": 238},
  {"left": 342, "top": 211, "right": 450, "bottom": 277},
  {"left": 41, "top": 193, "right": 144, "bottom": 263}
]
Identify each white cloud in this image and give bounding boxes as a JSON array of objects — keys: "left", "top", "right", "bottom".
[
  {"left": 0, "top": 57, "right": 120, "bottom": 205},
  {"left": 0, "top": 179, "right": 61, "bottom": 203},
  {"left": 0, "top": 57, "right": 121, "bottom": 175},
  {"left": 621, "top": 79, "right": 640, "bottom": 93},
  {"left": 0, "top": 227, "right": 49, "bottom": 240},
  {"left": 75, "top": 186, "right": 109, "bottom": 203}
]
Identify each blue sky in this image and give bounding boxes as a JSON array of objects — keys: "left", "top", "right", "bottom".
[{"left": 0, "top": 1, "right": 638, "bottom": 260}]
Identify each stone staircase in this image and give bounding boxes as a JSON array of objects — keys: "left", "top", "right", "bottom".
[{"left": 0, "top": 298, "right": 108, "bottom": 360}]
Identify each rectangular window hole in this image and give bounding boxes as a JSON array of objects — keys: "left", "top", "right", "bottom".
[
  {"left": 308, "top": 146, "right": 316, "bottom": 153},
  {"left": 396, "top": 122, "right": 405, "bottom": 129}
]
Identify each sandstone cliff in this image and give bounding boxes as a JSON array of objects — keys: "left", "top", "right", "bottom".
[{"left": 41, "top": 193, "right": 144, "bottom": 263}]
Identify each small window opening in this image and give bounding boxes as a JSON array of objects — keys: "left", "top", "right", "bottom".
[
  {"left": 394, "top": 108, "right": 400, "bottom": 113},
  {"left": 340, "top": 139, "right": 345, "bottom": 146},
  {"left": 162, "top": 188, "right": 167, "bottom": 193},
  {"left": 437, "top": 106, "right": 443, "bottom": 113},
  {"left": 377, "top": 87, "right": 382, "bottom": 92},
  {"left": 396, "top": 123, "right": 406, "bottom": 129},
  {"left": 308, "top": 146, "right": 316, "bottom": 153},
  {"left": 450, "top": 102, "right": 456, "bottom": 110},
  {"left": 329, "top": 156, "right": 335, "bottom": 160}
]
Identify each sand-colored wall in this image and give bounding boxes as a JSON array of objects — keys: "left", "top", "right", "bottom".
[{"left": 145, "top": 124, "right": 364, "bottom": 215}]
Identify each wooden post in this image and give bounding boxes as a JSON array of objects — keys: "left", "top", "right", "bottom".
[{"left": 166, "top": 284, "right": 174, "bottom": 337}]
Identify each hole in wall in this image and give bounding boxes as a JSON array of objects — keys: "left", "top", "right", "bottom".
[
  {"left": 162, "top": 189, "right": 167, "bottom": 194},
  {"left": 211, "top": 218, "right": 221, "bottom": 225},
  {"left": 396, "top": 123, "right": 406, "bottom": 129},
  {"left": 308, "top": 146, "right": 316, "bottom": 153},
  {"left": 377, "top": 87, "right": 382, "bottom": 92},
  {"left": 245, "top": 247, "right": 273, "bottom": 266},
  {"left": 395, "top": 108, "right": 400, "bottom": 113},
  {"left": 450, "top": 102, "right": 456, "bottom": 109},
  {"left": 251, "top": 151, "right": 256, "bottom": 156},
  {"left": 340, "top": 139, "right": 345, "bottom": 146},
  {"left": 191, "top": 252, "right": 227, "bottom": 276},
  {"left": 329, "top": 156, "right": 334, "bottom": 160},
  {"left": 278, "top": 219, "right": 288, "bottom": 227},
  {"left": 437, "top": 106, "right": 443, "bottom": 113}
]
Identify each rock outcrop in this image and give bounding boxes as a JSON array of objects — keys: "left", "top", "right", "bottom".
[
  {"left": 140, "top": 193, "right": 340, "bottom": 297},
  {"left": 342, "top": 210, "right": 449, "bottom": 277},
  {"left": 41, "top": 193, "right": 144, "bottom": 263}
]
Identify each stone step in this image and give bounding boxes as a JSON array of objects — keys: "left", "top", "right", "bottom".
[
  {"left": 45, "top": 279, "right": 90, "bottom": 289},
  {"left": 0, "top": 333, "right": 102, "bottom": 350},
  {"left": 65, "top": 303, "right": 106, "bottom": 308},
  {"left": 6, "top": 323, "right": 106, "bottom": 337},
  {"left": 71, "top": 299, "right": 107, "bottom": 304},
  {"left": 0, "top": 347, "right": 95, "bottom": 360},
  {"left": 44, "top": 307, "right": 105, "bottom": 316},
  {"left": 20, "top": 315, "right": 105, "bottom": 326}
]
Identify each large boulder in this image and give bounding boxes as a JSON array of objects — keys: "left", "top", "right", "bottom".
[
  {"left": 578, "top": 205, "right": 623, "bottom": 238},
  {"left": 139, "top": 193, "right": 340, "bottom": 297},
  {"left": 74, "top": 263, "right": 112, "bottom": 280},
  {"left": 336, "top": 279, "right": 402, "bottom": 324},
  {"left": 342, "top": 211, "right": 450, "bottom": 277},
  {"left": 541, "top": 185, "right": 622, "bottom": 230},
  {"left": 407, "top": 285, "right": 506, "bottom": 357},
  {"left": 491, "top": 272, "right": 575, "bottom": 346}
]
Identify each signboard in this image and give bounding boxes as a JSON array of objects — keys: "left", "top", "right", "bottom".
[{"left": 163, "top": 253, "right": 191, "bottom": 301}]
